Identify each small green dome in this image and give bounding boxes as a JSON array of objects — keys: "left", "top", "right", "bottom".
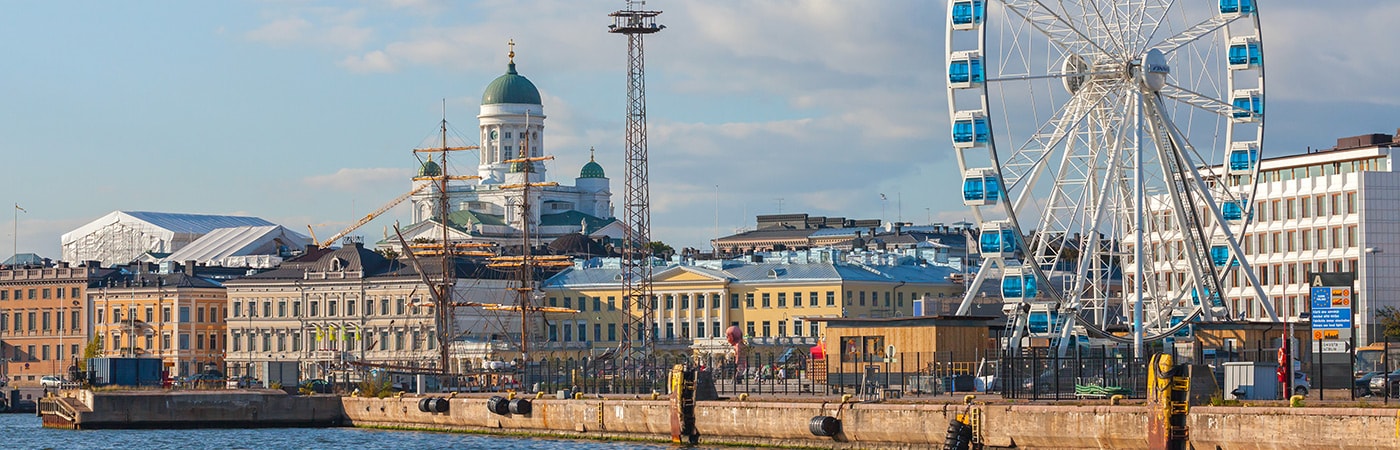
[
  {"left": 418, "top": 158, "right": 441, "bottom": 177},
  {"left": 481, "top": 62, "right": 542, "bottom": 106},
  {"left": 579, "top": 148, "right": 605, "bottom": 178},
  {"left": 580, "top": 160, "right": 605, "bottom": 178}
]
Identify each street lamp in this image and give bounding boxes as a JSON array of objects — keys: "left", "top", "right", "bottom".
[{"left": 1366, "top": 247, "right": 1383, "bottom": 344}]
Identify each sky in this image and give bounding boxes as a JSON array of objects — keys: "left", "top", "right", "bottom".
[{"left": 4, "top": 0, "right": 1400, "bottom": 261}]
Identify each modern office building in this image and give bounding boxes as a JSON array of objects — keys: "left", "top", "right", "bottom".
[{"left": 1145, "top": 131, "right": 1400, "bottom": 345}]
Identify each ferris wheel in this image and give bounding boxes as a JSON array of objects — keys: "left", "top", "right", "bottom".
[{"left": 946, "top": 0, "right": 1275, "bottom": 354}]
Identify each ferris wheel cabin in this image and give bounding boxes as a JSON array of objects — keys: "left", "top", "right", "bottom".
[
  {"left": 962, "top": 169, "right": 1000, "bottom": 206},
  {"left": 978, "top": 221, "right": 1018, "bottom": 258},
  {"left": 1228, "top": 37, "right": 1262, "bottom": 70},
  {"left": 1000, "top": 266, "right": 1038, "bottom": 300},
  {"left": 948, "top": 51, "right": 985, "bottom": 88},
  {"left": 1219, "top": 0, "right": 1256, "bottom": 15},
  {"left": 1221, "top": 199, "right": 1251, "bottom": 223},
  {"left": 950, "top": 0, "right": 984, "bottom": 30},
  {"left": 1230, "top": 89, "right": 1263, "bottom": 122},
  {"left": 952, "top": 111, "right": 990, "bottom": 148},
  {"left": 1209, "top": 237, "right": 1239, "bottom": 267},
  {"left": 1191, "top": 287, "right": 1224, "bottom": 308},
  {"left": 1228, "top": 143, "right": 1259, "bottom": 174}
]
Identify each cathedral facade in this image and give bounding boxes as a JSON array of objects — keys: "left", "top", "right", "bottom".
[{"left": 389, "top": 46, "right": 623, "bottom": 251}]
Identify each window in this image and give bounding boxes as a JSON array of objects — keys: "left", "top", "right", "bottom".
[
  {"left": 292, "top": 332, "right": 302, "bottom": 351},
  {"left": 777, "top": 293, "right": 786, "bottom": 308},
  {"left": 662, "top": 296, "right": 670, "bottom": 310},
  {"left": 884, "top": 291, "right": 891, "bottom": 307},
  {"left": 793, "top": 320, "right": 803, "bottom": 336},
  {"left": 328, "top": 300, "right": 338, "bottom": 317},
  {"left": 746, "top": 321, "right": 755, "bottom": 336},
  {"left": 594, "top": 323, "right": 602, "bottom": 341},
  {"left": 347, "top": 300, "right": 355, "bottom": 316},
  {"left": 695, "top": 295, "right": 704, "bottom": 310},
  {"left": 608, "top": 296, "right": 617, "bottom": 311},
  {"left": 593, "top": 297, "right": 602, "bottom": 312},
  {"left": 0, "top": 290, "right": 6, "bottom": 300},
  {"left": 1301, "top": 197, "right": 1311, "bottom": 218},
  {"left": 845, "top": 291, "right": 853, "bottom": 306},
  {"left": 607, "top": 323, "right": 617, "bottom": 341},
  {"left": 232, "top": 333, "right": 241, "bottom": 351},
  {"left": 549, "top": 324, "right": 558, "bottom": 342},
  {"left": 395, "top": 331, "right": 405, "bottom": 350},
  {"left": 762, "top": 293, "right": 771, "bottom": 308},
  {"left": 745, "top": 293, "right": 755, "bottom": 308},
  {"left": 859, "top": 291, "right": 866, "bottom": 306},
  {"left": 827, "top": 291, "right": 836, "bottom": 306},
  {"left": 793, "top": 292, "right": 803, "bottom": 308},
  {"left": 731, "top": 294, "right": 740, "bottom": 309},
  {"left": 181, "top": 333, "right": 192, "bottom": 351},
  {"left": 564, "top": 297, "right": 572, "bottom": 309},
  {"left": 71, "top": 287, "right": 79, "bottom": 298},
  {"left": 777, "top": 321, "right": 787, "bottom": 336},
  {"left": 41, "top": 312, "right": 50, "bottom": 331},
  {"left": 1347, "top": 192, "right": 1357, "bottom": 214},
  {"left": 197, "top": 307, "right": 206, "bottom": 323},
  {"left": 548, "top": 297, "right": 557, "bottom": 307},
  {"left": 712, "top": 322, "right": 721, "bottom": 339},
  {"left": 41, "top": 288, "right": 49, "bottom": 299},
  {"left": 310, "top": 301, "right": 320, "bottom": 317},
  {"left": 761, "top": 321, "right": 771, "bottom": 337},
  {"left": 180, "top": 306, "right": 190, "bottom": 322},
  {"left": 578, "top": 322, "right": 587, "bottom": 341},
  {"left": 380, "top": 299, "right": 389, "bottom": 315},
  {"left": 396, "top": 298, "right": 405, "bottom": 315},
  {"left": 262, "top": 301, "right": 271, "bottom": 317}
]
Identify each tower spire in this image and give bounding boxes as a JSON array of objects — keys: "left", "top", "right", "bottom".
[{"left": 508, "top": 39, "right": 516, "bottom": 64}]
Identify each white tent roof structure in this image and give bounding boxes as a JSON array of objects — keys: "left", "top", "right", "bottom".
[
  {"left": 161, "top": 225, "right": 310, "bottom": 269},
  {"left": 61, "top": 211, "right": 276, "bottom": 266}
]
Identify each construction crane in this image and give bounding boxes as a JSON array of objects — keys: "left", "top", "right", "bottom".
[{"left": 315, "top": 183, "right": 432, "bottom": 248}]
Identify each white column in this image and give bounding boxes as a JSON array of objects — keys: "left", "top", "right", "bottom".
[
  {"left": 701, "top": 293, "right": 711, "bottom": 339},
  {"left": 670, "top": 293, "right": 681, "bottom": 340},
  {"left": 718, "top": 291, "right": 729, "bottom": 335}
]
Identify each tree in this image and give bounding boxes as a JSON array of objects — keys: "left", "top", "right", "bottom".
[
  {"left": 1377, "top": 306, "right": 1400, "bottom": 340},
  {"left": 377, "top": 248, "right": 400, "bottom": 260},
  {"left": 79, "top": 335, "right": 102, "bottom": 371},
  {"left": 648, "top": 241, "right": 675, "bottom": 260}
]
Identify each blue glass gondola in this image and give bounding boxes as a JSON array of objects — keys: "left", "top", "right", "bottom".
[
  {"left": 1228, "top": 38, "right": 1262, "bottom": 70},
  {"left": 1231, "top": 91, "right": 1263, "bottom": 121},
  {"left": 1221, "top": 200, "right": 1250, "bottom": 222},
  {"left": 1027, "top": 310, "right": 1056, "bottom": 334},
  {"left": 979, "top": 222, "right": 1017, "bottom": 257},
  {"left": 951, "top": 0, "right": 985, "bottom": 30},
  {"left": 952, "top": 112, "right": 990, "bottom": 148},
  {"left": 1220, "top": 0, "right": 1256, "bottom": 15},
  {"left": 948, "top": 52, "right": 985, "bottom": 88},
  {"left": 1228, "top": 144, "right": 1257, "bottom": 174},
  {"left": 962, "top": 169, "right": 1000, "bottom": 206}
]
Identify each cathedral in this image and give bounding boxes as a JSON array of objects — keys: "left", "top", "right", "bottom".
[{"left": 386, "top": 44, "right": 623, "bottom": 251}]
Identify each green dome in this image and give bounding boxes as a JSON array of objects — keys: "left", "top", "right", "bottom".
[
  {"left": 580, "top": 160, "right": 605, "bottom": 178},
  {"left": 418, "top": 158, "right": 441, "bottom": 177},
  {"left": 481, "top": 62, "right": 542, "bottom": 105}
]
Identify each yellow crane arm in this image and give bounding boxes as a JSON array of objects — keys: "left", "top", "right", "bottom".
[{"left": 320, "top": 183, "right": 432, "bottom": 248}]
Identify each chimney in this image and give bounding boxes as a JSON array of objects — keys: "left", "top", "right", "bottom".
[{"left": 185, "top": 260, "right": 197, "bottom": 276}]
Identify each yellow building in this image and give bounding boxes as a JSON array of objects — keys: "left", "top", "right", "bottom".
[
  {"left": 90, "top": 267, "right": 228, "bottom": 378},
  {"left": 537, "top": 253, "right": 968, "bottom": 359}
]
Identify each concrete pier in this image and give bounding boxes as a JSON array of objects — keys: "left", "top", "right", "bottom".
[{"left": 39, "top": 390, "right": 343, "bottom": 430}]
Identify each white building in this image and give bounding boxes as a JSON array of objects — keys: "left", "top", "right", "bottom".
[
  {"left": 61, "top": 211, "right": 288, "bottom": 266},
  {"left": 389, "top": 46, "right": 623, "bottom": 251},
  {"left": 1149, "top": 132, "right": 1399, "bottom": 345}
]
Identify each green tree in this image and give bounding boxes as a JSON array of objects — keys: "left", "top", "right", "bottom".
[
  {"left": 79, "top": 335, "right": 102, "bottom": 371},
  {"left": 1377, "top": 306, "right": 1400, "bottom": 339},
  {"left": 648, "top": 241, "right": 675, "bottom": 259}
]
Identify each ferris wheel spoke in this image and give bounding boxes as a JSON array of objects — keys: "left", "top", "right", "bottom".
[
  {"left": 998, "top": 0, "right": 1113, "bottom": 58},
  {"left": 1150, "top": 14, "right": 1240, "bottom": 55},
  {"left": 1000, "top": 85, "right": 1112, "bottom": 197},
  {"left": 1158, "top": 83, "right": 1238, "bottom": 119},
  {"left": 984, "top": 70, "right": 1116, "bottom": 83}
]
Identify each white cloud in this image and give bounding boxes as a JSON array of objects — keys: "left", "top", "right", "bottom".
[
  {"left": 244, "top": 7, "right": 374, "bottom": 50},
  {"left": 302, "top": 167, "right": 414, "bottom": 192},
  {"left": 339, "top": 50, "right": 396, "bottom": 73}
]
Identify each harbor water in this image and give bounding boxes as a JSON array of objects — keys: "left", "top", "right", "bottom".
[{"left": 0, "top": 414, "right": 735, "bottom": 450}]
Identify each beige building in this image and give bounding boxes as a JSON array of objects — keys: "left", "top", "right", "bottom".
[
  {"left": 222, "top": 243, "right": 521, "bottom": 381},
  {"left": 90, "top": 265, "right": 227, "bottom": 378},
  {"left": 0, "top": 262, "right": 110, "bottom": 385}
]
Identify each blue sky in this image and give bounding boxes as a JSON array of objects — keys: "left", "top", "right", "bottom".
[{"left": 4, "top": 0, "right": 1400, "bottom": 260}]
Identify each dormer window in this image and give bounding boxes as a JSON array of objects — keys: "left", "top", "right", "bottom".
[
  {"left": 329, "top": 257, "right": 345, "bottom": 271},
  {"left": 769, "top": 268, "right": 786, "bottom": 278}
]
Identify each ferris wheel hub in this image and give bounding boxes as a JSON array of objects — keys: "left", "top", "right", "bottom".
[{"left": 1142, "top": 48, "right": 1170, "bottom": 92}]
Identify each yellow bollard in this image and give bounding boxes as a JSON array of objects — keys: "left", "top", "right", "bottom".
[
  {"left": 738, "top": 393, "right": 749, "bottom": 402},
  {"left": 1109, "top": 394, "right": 1124, "bottom": 405},
  {"left": 963, "top": 394, "right": 976, "bottom": 405},
  {"left": 536, "top": 391, "right": 545, "bottom": 399},
  {"left": 507, "top": 391, "right": 516, "bottom": 400},
  {"left": 574, "top": 392, "right": 584, "bottom": 400},
  {"left": 652, "top": 392, "right": 661, "bottom": 400},
  {"left": 1289, "top": 395, "right": 1304, "bottom": 407},
  {"left": 840, "top": 394, "right": 854, "bottom": 403}
]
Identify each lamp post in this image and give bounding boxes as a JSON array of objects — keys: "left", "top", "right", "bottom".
[{"left": 1366, "top": 247, "right": 1383, "bottom": 336}]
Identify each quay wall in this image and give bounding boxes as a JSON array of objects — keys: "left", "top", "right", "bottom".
[
  {"left": 341, "top": 395, "right": 1400, "bottom": 449},
  {"left": 65, "top": 390, "right": 344, "bottom": 429}
]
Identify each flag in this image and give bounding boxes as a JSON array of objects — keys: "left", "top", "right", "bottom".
[{"left": 14, "top": 204, "right": 24, "bottom": 213}]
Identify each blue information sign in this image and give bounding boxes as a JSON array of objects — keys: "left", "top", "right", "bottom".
[
  {"left": 1310, "top": 284, "right": 1353, "bottom": 330},
  {"left": 1310, "top": 287, "right": 1331, "bottom": 310},
  {"left": 1313, "top": 307, "right": 1352, "bottom": 330}
]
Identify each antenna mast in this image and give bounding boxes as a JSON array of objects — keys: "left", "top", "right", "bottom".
[{"left": 609, "top": 0, "right": 663, "bottom": 364}]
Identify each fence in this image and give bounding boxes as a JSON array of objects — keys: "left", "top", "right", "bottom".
[
  {"left": 998, "top": 349, "right": 1149, "bottom": 400},
  {"left": 512, "top": 350, "right": 1004, "bottom": 400}
]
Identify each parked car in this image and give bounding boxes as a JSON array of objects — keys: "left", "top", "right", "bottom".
[
  {"left": 187, "top": 371, "right": 226, "bottom": 389},
  {"left": 39, "top": 376, "right": 64, "bottom": 388},
  {"left": 1354, "top": 371, "right": 1382, "bottom": 397},
  {"left": 1291, "top": 372, "right": 1310, "bottom": 396},
  {"left": 299, "top": 379, "right": 332, "bottom": 394},
  {"left": 1370, "top": 369, "right": 1400, "bottom": 397},
  {"left": 226, "top": 376, "right": 264, "bottom": 389}
]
